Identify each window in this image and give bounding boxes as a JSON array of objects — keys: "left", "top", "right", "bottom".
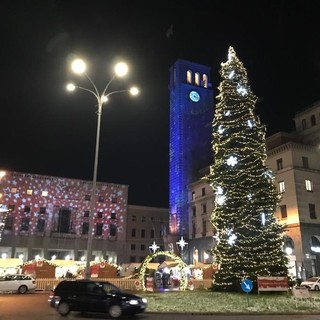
[
  {"left": 131, "top": 244, "right": 136, "bottom": 251},
  {"left": 202, "top": 74, "right": 208, "bottom": 88},
  {"left": 302, "top": 156, "right": 309, "bottom": 168},
  {"left": 202, "top": 220, "right": 207, "bottom": 235},
  {"left": 82, "top": 222, "right": 89, "bottom": 234},
  {"left": 192, "top": 223, "right": 196, "bottom": 236},
  {"left": 98, "top": 196, "right": 104, "bottom": 202},
  {"left": 195, "top": 72, "right": 200, "bottom": 85},
  {"left": 141, "top": 244, "right": 145, "bottom": 251},
  {"left": 280, "top": 205, "right": 287, "bottom": 219},
  {"left": 24, "top": 206, "right": 30, "bottom": 213},
  {"left": 42, "top": 191, "right": 48, "bottom": 197},
  {"left": 142, "top": 216, "right": 146, "bottom": 222},
  {"left": 305, "top": 180, "right": 313, "bottom": 192},
  {"left": 202, "top": 203, "right": 207, "bottom": 214},
  {"left": 302, "top": 119, "right": 307, "bottom": 129},
  {"left": 95, "top": 223, "right": 103, "bottom": 236},
  {"left": 277, "top": 158, "right": 283, "bottom": 170},
  {"left": 20, "top": 218, "right": 30, "bottom": 231},
  {"left": 279, "top": 181, "right": 285, "bottom": 193},
  {"left": 132, "top": 215, "right": 136, "bottom": 222},
  {"left": 97, "top": 211, "right": 103, "bottom": 218},
  {"left": 191, "top": 191, "right": 195, "bottom": 200},
  {"left": 187, "top": 70, "right": 192, "bottom": 83},
  {"left": 131, "top": 228, "right": 136, "bottom": 237},
  {"left": 192, "top": 207, "right": 196, "bottom": 217},
  {"left": 10, "top": 188, "right": 17, "bottom": 193},
  {"left": 85, "top": 194, "right": 91, "bottom": 201},
  {"left": 4, "top": 216, "right": 13, "bottom": 231},
  {"left": 309, "top": 204, "right": 316, "bottom": 219},
  {"left": 150, "top": 229, "right": 155, "bottom": 238},
  {"left": 311, "top": 115, "right": 316, "bottom": 126},
  {"left": 129, "top": 256, "right": 136, "bottom": 262},
  {"left": 40, "top": 207, "right": 46, "bottom": 214},
  {"left": 27, "top": 189, "right": 33, "bottom": 195},
  {"left": 36, "top": 218, "right": 45, "bottom": 232},
  {"left": 150, "top": 217, "right": 154, "bottom": 222},
  {"left": 84, "top": 211, "right": 89, "bottom": 217},
  {"left": 109, "top": 224, "right": 117, "bottom": 236},
  {"left": 141, "top": 229, "right": 145, "bottom": 238},
  {"left": 202, "top": 188, "right": 206, "bottom": 196},
  {"left": 111, "top": 212, "right": 116, "bottom": 219}
]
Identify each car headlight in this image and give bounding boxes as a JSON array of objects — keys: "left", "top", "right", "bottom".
[
  {"left": 128, "top": 299, "right": 139, "bottom": 305},
  {"left": 142, "top": 298, "right": 147, "bottom": 303}
]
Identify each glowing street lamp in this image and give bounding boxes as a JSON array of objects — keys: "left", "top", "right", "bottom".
[{"left": 66, "top": 58, "right": 139, "bottom": 279}]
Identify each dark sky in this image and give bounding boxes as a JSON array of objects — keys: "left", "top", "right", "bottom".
[{"left": 1, "top": 0, "right": 320, "bottom": 208}]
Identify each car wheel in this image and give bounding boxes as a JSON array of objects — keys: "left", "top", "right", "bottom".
[
  {"left": 58, "top": 302, "right": 71, "bottom": 316},
  {"left": 109, "top": 304, "right": 122, "bottom": 318},
  {"left": 18, "top": 285, "right": 28, "bottom": 294},
  {"left": 315, "top": 285, "right": 319, "bottom": 291}
]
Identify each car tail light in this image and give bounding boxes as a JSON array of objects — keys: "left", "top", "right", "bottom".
[{"left": 32, "top": 280, "right": 36, "bottom": 284}]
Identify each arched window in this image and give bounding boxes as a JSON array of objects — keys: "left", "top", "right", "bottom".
[
  {"left": 195, "top": 72, "right": 200, "bottom": 86},
  {"left": 283, "top": 236, "right": 294, "bottom": 255},
  {"left": 202, "top": 74, "right": 208, "bottom": 88},
  {"left": 311, "top": 115, "right": 316, "bottom": 126},
  {"left": 187, "top": 70, "right": 192, "bottom": 84},
  {"left": 310, "top": 235, "right": 320, "bottom": 253},
  {"left": 302, "top": 119, "right": 307, "bottom": 130}
]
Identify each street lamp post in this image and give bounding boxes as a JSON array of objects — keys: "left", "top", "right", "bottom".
[{"left": 67, "top": 58, "right": 138, "bottom": 279}]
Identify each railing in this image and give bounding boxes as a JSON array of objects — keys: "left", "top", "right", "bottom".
[{"left": 36, "top": 278, "right": 213, "bottom": 291}]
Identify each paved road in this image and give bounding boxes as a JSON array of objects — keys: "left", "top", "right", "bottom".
[{"left": 0, "top": 292, "right": 320, "bottom": 320}]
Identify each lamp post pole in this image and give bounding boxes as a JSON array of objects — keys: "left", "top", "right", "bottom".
[
  {"left": 86, "top": 96, "right": 102, "bottom": 280},
  {"left": 67, "top": 59, "right": 138, "bottom": 279}
]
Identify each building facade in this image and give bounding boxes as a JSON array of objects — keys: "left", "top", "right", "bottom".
[
  {"left": 168, "top": 59, "right": 214, "bottom": 251},
  {"left": 266, "top": 101, "right": 320, "bottom": 279},
  {"left": 186, "top": 100, "right": 320, "bottom": 278},
  {"left": 0, "top": 171, "right": 168, "bottom": 265}
]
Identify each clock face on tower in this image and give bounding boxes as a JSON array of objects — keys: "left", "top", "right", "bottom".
[{"left": 189, "top": 90, "right": 200, "bottom": 102}]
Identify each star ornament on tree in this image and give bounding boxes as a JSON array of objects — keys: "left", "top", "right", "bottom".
[{"left": 226, "top": 155, "right": 238, "bottom": 167}]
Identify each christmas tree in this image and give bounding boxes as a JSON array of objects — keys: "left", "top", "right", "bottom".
[{"left": 207, "top": 47, "right": 288, "bottom": 291}]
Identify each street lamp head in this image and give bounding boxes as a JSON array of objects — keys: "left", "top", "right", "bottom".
[
  {"left": 71, "top": 59, "right": 86, "bottom": 74},
  {"left": 130, "top": 87, "right": 139, "bottom": 96},
  {"left": 114, "top": 62, "right": 128, "bottom": 77},
  {"left": 66, "top": 83, "right": 76, "bottom": 92},
  {"left": 0, "top": 171, "right": 6, "bottom": 180}
]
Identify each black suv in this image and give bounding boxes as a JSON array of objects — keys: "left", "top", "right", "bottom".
[{"left": 48, "top": 280, "right": 147, "bottom": 318}]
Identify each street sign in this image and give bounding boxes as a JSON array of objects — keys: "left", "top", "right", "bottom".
[{"left": 241, "top": 279, "right": 253, "bottom": 293}]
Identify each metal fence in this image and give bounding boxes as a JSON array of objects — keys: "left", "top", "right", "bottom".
[{"left": 36, "top": 278, "right": 213, "bottom": 291}]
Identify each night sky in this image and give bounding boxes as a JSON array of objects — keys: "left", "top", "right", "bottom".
[{"left": 1, "top": 0, "right": 320, "bottom": 208}]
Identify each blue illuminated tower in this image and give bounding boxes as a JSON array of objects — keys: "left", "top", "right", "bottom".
[{"left": 169, "top": 59, "right": 214, "bottom": 240}]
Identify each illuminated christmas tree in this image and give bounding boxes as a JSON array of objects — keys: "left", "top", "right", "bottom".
[{"left": 207, "top": 47, "right": 288, "bottom": 291}]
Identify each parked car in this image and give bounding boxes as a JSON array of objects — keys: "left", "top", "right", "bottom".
[
  {"left": 300, "top": 277, "right": 320, "bottom": 290},
  {"left": 0, "top": 274, "right": 36, "bottom": 294},
  {"left": 48, "top": 280, "right": 147, "bottom": 318}
]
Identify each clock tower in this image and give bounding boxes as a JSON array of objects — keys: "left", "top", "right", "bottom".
[{"left": 168, "top": 59, "right": 214, "bottom": 247}]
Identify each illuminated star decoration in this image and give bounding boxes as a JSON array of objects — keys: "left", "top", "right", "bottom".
[
  {"left": 149, "top": 241, "right": 160, "bottom": 253},
  {"left": 176, "top": 236, "right": 188, "bottom": 250},
  {"left": 226, "top": 155, "right": 238, "bottom": 167}
]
